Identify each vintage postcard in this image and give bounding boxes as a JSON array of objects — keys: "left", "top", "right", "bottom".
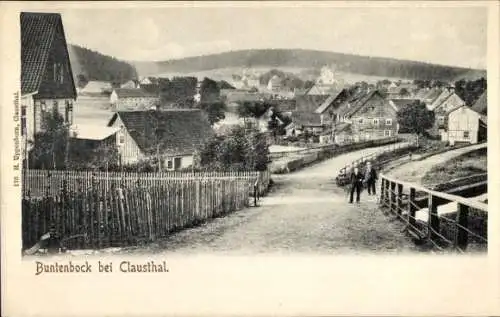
[{"left": 1, "top": 1, "right": 499, "bottom": 316}]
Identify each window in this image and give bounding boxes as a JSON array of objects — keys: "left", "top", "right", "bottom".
[
  {"left": 463, "top": 131, "right": 469, "bottom": 139},
  {"left": 53, "top": 63, "right": 64, "bottom": 84},
  {"left": 384, "top": 130, "right": 391, "bottom": 137},
  {"left": 385, "top": 118, "right": 392, "bottom": 126},
  {"left": 373, "top": 118, "right": 379, "bottom": 125},
  {"left": 167, "top": 159, "right": 173, "bottom": 170},
  {"left": 174, "top": 157, "right": 182, "bottom": 170}
]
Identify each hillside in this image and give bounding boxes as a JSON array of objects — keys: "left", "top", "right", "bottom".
[
  {"left": 132, "top": 49, "right": 485, "bottom": 82},
  {"left": 68, "top": 44, "right": 138, "bottom": 87}
]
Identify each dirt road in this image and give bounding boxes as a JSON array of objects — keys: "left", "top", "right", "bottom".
[{"left": 105, "top": 142, "right": 418, "bottom": 256}]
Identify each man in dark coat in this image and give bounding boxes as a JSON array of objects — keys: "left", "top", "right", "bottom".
[
  {"left": 364, "top": 161, "right": 378, "bottom": 195},
  {"left": 349, "top": 166, "right": 364, "bottom": 203}
]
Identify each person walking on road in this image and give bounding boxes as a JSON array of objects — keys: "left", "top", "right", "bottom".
[
  {"left": 364, "top": 161, "right": 378, "bottom": 196},
  {"left": 349, "top": 166, "right": 364, "bottom": 204}
]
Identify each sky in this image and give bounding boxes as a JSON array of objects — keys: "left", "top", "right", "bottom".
[{"left": 39, "top": 4, "right": 487, "bottom": 69}]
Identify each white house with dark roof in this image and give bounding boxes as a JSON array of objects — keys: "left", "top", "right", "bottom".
[
  {"left": 20, "top": 12, "right": 77, "bottom": 158},
  {"left": 107, "top": 109, "right": 214, "bottom": 169},
  {"left": 445, "top": 106, "right": 487, "bottom": 145},
  {"left": 110, "top": 88, "right": 160, "bottom": 111}
]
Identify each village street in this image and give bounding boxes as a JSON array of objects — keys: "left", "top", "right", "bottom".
[{"left": 107, "top": 142, "right": 419, "bottom": 256}]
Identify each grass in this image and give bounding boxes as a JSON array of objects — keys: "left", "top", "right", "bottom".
[{"left": 421, "top": 148, "right": 487, "bottom": 187}]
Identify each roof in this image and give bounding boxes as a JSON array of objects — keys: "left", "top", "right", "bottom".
[
  {"left": 108, "top": 109, "right": 214, "bottom": 156},
  {"left": 389, "top": 99, "right": 419, "bottom": 109},
  {"left": 21, "top": 12, "right": 77, "bottom": 97},
  {"left": 80, "top": 81, "right": 113, "bottom": 93},
  {"left": 343, "top": 91, "right": 381, "bottom": 117},
  {"left": 423, "top": 87, "right": 444, "bottom": 103},
  {"left": 113, "top": 88, "right": 159, "bottom": 98},
  {"left": 70, "top": 124, "right": 120, "bottom": 141},
  {"left": 291, "top": 111, "right": 322, "bottom": 126},
  {"left": 335, "top": 122, "right": 352, "bottom": 133},
  {"left": 448, "top": 105, "right": 487, "bottom": 125},
  {"left": 471, "top": 90, "right": 487, "bottom": 115},
  {"left": 295, "top": 94, "right": 330, "bottom": 113},
  {"left": 314, "top": 89, "right": 345, "bottom": 114}
]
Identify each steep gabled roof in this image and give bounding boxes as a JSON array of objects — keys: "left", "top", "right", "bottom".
[
  {"left": 108, "top": 109, "right": 214, "bottom": 156},
  {"left": 314, "top": 89, "right": 346, "bottom": 114},
  {"left": 21, "top": 12, "right": 77, "bottom": 97},
  {"left": 291, "top": 111, "right": 322, "bottom": 126},
  {"left": 471, "top": 90, "right": 487, "bottom": 115},
  {"left": 295, "top": 94, "right": 329, "bottom": 113}
]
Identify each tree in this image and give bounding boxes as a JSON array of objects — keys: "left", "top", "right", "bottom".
[
  {"left": 29, "top": 107, "right": 69, "bottom": 169},
  {"left": 396, "top": 101, "right": 435, "bottom": 136},
  {"left": 199, "top": 101, "right": 226, "bottom": 125},
  {"left": 454, "top": 77, "right": 487, "bottom": 105},
  {"left": 197, "top": 125, "right": 269, "bottom": 171},
  {"left": 199, "top": 77, "right": 221, "bottom": 104},
  {"left": 267, "top": 113, "right": 279, "bottom": 141},
  {"left": 399, "top": 88, "right": 410, "bottom": 97}
]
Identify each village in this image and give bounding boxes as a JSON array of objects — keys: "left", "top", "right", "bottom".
[{"left": 20, "top": 12, "right": 488, "bottom": 255}]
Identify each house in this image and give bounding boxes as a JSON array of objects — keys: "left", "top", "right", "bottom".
[
  {"left": 107, "top": 109, "right": 214, "bottom": 169},
  {"left": 294, "top": 94, "right": 330, "bottom": 114},
  {"left": 110, "top": 88, "right": 160, "bottom": 111},
  {"left": 421, "top": 87, "right": 446, "bottom": 107},
  {"left": 314, "top": 89, "right": 350, "bottom": 125},
  {"left": 120, "top": 79, "right": 141, "bottom": 89},
  {"left": 338, "top": 90, "right": 399, "bottom": 141},
  {"left": 290, "top": 111, "right": 325, "bottom": 135},
  {"left": 254, "top": 107, "right": 285, "bottom": 133},
  {"left": 79, "top": 80, "right": 113, "bottom": 94},
  {"left": 386, "top": 82, "right": 417, "bottom": 99},
  {"left": 429, "top": 90, "right": 465, "bottom": 134},
  {"left": 332, "top": 122, "right": 353, "bottom": 144},
  {"left": 471, "top": 90, "right": 487, "bottom": 115},
  {"left": 139, "top": 77, "right": 159, "bottom": 86},
  {"left": 20, "top": 12, "right": 77, "bottom": 158},
  {"left": 267, "top": 75, "right": 282, "bottom": 92},
  {"left": 445, "top": 106, "right": 487, "bottom": 145}
]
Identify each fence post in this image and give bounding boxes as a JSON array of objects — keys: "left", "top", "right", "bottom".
[
  {"left": 390, "top": 181, "right": 396, "bottom": 214},
  {"left": 408, "top": 187, "right": 416, "bottom": 229},
  {"left": 428, "top": 193, "right": 440, "bottom": 241},
  {"left": 380, "top": 178, "right": 385, "bottom": 205},
  {"left": 396, "top": 183, "right": 403, "bottom": 217},
  {"left": 384, "top": 179, "right": 390, "bottom": 207},
  {"left": 455, "top": 203, "right": 469, "bottom": 251}
]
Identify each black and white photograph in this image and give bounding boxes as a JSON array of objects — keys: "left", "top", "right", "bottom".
[
  {"left": 18, "top": 4, "right": 489, "bottom": 257},
  {"left": 2, "top": 1, "right": 499, "bottom": 316}
]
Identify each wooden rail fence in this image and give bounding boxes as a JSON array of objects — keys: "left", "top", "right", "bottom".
[
  {"left": 379, "top": 174, "right": 487, "bottom": 252},
  {"left": 22, "top": 169, "right": 271, "bottom": 251},
  {"left": 269, "top": 136, "right": 401, "bottom": 160}
]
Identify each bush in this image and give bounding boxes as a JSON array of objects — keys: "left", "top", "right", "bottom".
[{"left": 197, "top": 125, "right": 270, "bottom": 171}]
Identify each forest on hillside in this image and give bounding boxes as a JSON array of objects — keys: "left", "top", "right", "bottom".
[
  {"left": 69, "top": 44, "right": 138, "bottom": 87},
  {"left": 133, "top": 49, "right": 485, "bottom": 82}
]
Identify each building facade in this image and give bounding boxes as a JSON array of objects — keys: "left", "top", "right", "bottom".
[
  {"left": 445, "top": 106, "right": 487, "bottom": 145},
  {"left": 20, "top": 12, "right": 78, "bottom": 160}
]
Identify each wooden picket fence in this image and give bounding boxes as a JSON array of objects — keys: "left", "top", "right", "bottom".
[{"left": 22, "top": 169, "right": 270, "bottom": 250}]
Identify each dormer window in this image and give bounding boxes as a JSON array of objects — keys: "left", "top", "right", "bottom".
[{"left": 385, "top": 118, "right": 392, "bottom": 126}]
